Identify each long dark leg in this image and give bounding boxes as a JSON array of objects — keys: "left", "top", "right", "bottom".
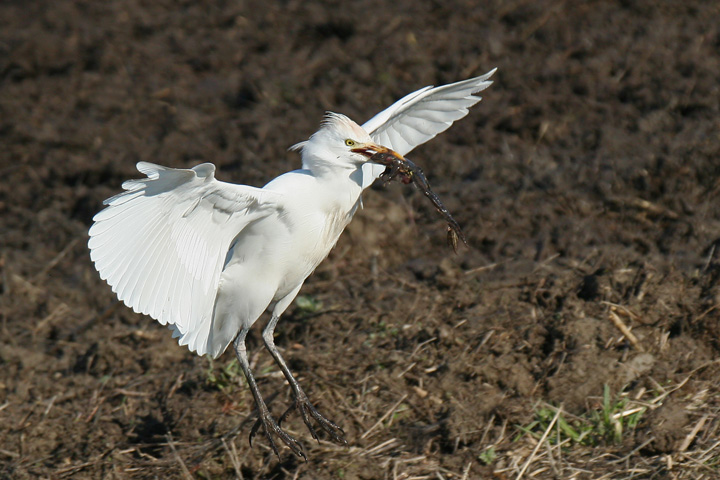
[
  {"left": 259, "top": 315, "right": 347, "bottom": 445},
  {"left": 233, "top": 328, "right": 306, "bottom": 459}
]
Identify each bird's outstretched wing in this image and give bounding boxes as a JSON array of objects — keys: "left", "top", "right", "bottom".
[
  {"left": 361, "top": 68, "right": 496, "bottom": 189},
  {"left": 88, "top": 162, "right": 284, "bottom": 353}
]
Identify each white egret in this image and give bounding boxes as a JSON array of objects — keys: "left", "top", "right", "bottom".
[{"left": 88, "top": 68, "right": 496, "bottom": 458}]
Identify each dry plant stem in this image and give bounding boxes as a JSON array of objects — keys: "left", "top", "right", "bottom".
[
  {"left": 165, "top": 433, "right": 193, "bottom": 480},
  {"left": 608, "top": 310, "right": 644, "bottom": 351},
  {"left": 679, "top": 414, "right": 709, "bottom": 452},
  {"left": 361, "top": 394, "right": 409, "bottom": 440},
  {"left": 221, "top": 438, "right": 244, "bottom": 479},
  {"left": 515, "top": 405, "right": 562, "bottom": 480}
]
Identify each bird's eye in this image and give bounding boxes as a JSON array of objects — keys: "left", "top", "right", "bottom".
[{"left": 345, "top": 139, "right": 356, "bottom": 147}]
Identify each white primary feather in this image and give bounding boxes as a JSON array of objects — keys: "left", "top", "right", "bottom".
[
  {"left": 360, "top": 68, "right": 496, "bottom": 189},
  {"left": 88, "top": 162, "right": 284, "bottom": 355}
]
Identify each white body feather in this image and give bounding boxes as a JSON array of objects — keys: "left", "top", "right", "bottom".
[{"left": 88, "top": 69, "right": 495, "bottom": 358}]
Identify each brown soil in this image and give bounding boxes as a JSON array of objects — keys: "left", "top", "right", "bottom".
[{"left": 2, "top": 1, "right": 719, "bottom": 479}]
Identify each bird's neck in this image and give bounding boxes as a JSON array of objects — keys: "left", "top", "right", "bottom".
[{"left": 310, "top": 166, "right": 364, "bottom": 214}]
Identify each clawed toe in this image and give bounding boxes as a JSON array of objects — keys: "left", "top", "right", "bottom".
[
  {"left": 278, "top": 394, "right": 347, "bottom": 446},
  {"left": 249, "top": 411, "right": 307, "bottom": 460}
]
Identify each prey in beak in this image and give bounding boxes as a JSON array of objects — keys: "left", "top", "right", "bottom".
[
  {"left": 354, "top": 145, "right": 469, "bottom": 253},
  {"left": 350, "top": 143, "right": 414, "bottom": 185},
  {"left": 350, "top": 143, "right": 403, "bottom": 161}
]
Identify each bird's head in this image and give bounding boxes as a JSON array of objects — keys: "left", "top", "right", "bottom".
[{"left": 292, "top": 113, "right": 404, "bottom": 174}]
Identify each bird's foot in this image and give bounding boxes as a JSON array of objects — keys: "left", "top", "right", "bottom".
[
  {"left": 249, "top": 408, "right": 307, "bottom": 461},
  {"left": 278, "top": 391, "right": 347, "bottom": 446}
]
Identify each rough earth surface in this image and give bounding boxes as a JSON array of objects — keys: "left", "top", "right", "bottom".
[{"left": 1, "top": 1, "right": 719, "bottom": 479}]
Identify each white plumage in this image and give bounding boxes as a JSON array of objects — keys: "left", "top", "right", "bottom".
[
  {"left": 89, "top": 162, "right": 284, "bottom": 355},
  {"left": 361, "top": 68, "right": 496, "bottom": 188},
  {"left": 88, "top": 69, "right": 496, "bottom": 457}
]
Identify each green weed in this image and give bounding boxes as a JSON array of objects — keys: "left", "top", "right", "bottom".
[
  {"left": 205, "top": 358, "right": 244, "bottom": 392},
  {"left": 478, "top": 447, "right": 497, "bottom": 465},
  {"left": 516, "top": 384, "right": 647, "bottom": 447},
  {"left": 295, "top": 295, "right": 323, "bottom": 316}
]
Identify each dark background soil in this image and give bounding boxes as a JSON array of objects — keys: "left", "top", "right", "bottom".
[{"left": 1, "top": 1, "right": 719, "bottom": 479}]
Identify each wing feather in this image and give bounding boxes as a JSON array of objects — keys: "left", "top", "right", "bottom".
[
  {"left": 89, "top": 162, "right": 284, "bottom": 355},
  {"left": 361, "top": 68, "right": 496, "bottom": 189}
]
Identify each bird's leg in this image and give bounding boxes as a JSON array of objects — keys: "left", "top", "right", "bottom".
[
  {"left": 260, "top": 315, "right": 347, "bottom": 445},
  {"left": 233, "top": 329, "right": 307, "bottom": 460}
]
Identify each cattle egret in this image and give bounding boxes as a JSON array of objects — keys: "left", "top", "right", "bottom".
[{"left": 88, "top": 68, "right": 496, "bottom": 459}]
